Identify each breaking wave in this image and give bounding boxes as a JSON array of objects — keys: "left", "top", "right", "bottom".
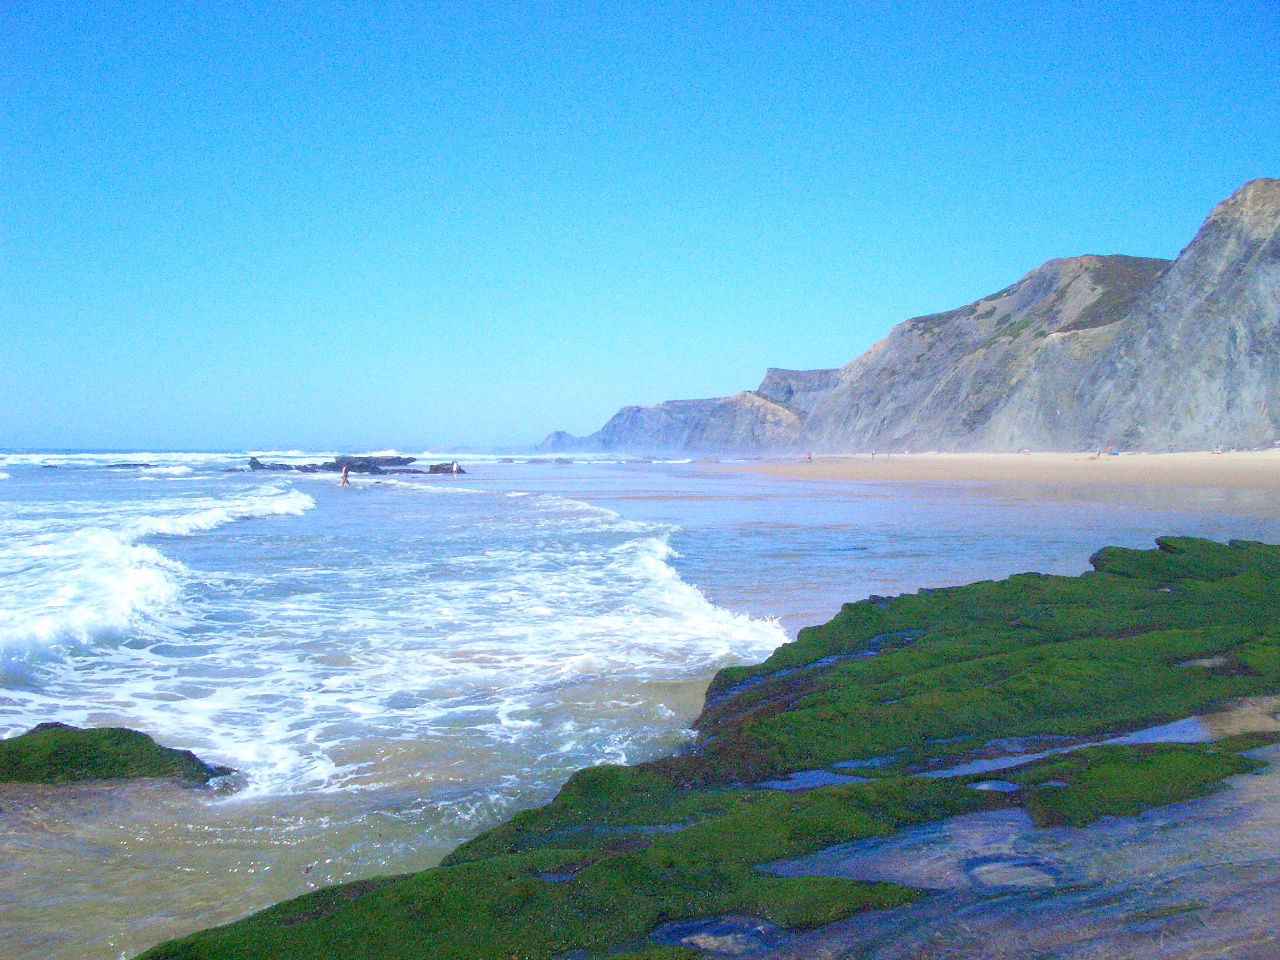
[{"left": 0, "top": 485, "right": 314, "bottom": 652}]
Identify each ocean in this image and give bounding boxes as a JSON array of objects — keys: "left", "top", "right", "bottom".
[{"left": 3, "top": 450, "right": 1280, "bottom": 960}]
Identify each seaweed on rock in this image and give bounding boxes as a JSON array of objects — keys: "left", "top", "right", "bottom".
[{"left": 0, "top": 722, "right": 232, "bottom": 785}]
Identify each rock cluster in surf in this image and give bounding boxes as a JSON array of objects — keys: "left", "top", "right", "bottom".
[{"left": 245, "top": 455, "right": 466, "bottom": 475}]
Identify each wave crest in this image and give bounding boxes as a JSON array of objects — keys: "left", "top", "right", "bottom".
[{"left": 0, "top": 485, "right": 314, "bottom": 652}]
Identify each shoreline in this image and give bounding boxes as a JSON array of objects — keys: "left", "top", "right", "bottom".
[{"left": 721, "top": 450, "right": 1280, "bottom": 490}]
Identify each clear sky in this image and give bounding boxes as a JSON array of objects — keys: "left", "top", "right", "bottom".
[{"left": 2, "top": 0, "right": 1277, "bottom": 450}]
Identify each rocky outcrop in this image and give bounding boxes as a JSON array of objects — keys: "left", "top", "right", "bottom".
[
  {"left": 134, "top": 537, "right": 1280, "bottom": 960},
  {"left": 543, "top": 179, "right": 1279, "bottom": 453},
  {"left": 247, "top": 456, "right": 426, "bottom": 475},
  {"left": 538, "top": 431, "right": 589, "bottom": 453},
  {"left": 0, "top": 722, "right": 233, "bottom": 785},
  {"left": 546, "top": 390, "right": 804, "bottom": 454}
]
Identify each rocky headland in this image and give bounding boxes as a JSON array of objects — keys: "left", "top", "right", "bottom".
[
  {"left": 544, "top": 179, "right": 1280, "bottom": 454},
  {"left": 136, "top": 537, "right": 1280, "bottom": 959}
]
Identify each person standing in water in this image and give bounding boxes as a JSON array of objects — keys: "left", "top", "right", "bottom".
[{"left": 340, "top": 463, "right": 350, "bottom": 486}]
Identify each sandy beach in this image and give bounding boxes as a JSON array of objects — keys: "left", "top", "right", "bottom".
[{"left": 728, "top": 450, "right": 1280, "bottom": 490}]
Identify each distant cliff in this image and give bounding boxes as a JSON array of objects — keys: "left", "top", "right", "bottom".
[
  {"left": 544, "top": 179, "right": 1280, "bottom": 454},
  {"left": 540, "top": 378, "right": 825, "bottom": 454}
]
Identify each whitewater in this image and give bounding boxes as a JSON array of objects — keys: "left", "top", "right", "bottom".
[{"left": 0, "top": 452, "right": 783, "bottom": 801}]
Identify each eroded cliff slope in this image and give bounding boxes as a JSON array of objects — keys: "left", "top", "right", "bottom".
[{"left": 545, "top": 179, "right": 1279, "bottom": 453}]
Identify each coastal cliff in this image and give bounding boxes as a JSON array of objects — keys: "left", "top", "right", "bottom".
[{"left": 545, "top": 179, "right": 1280, "bottom": 453}]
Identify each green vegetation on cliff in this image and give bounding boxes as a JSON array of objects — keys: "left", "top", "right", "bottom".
[
  {"left": 139, "top": 537, "right": 1280, "bottom": 960},
  {"left": 0, "top": 722, "right": 231, "bottom": 785}
]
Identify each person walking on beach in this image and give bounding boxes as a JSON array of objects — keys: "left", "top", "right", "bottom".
[{"left": 340, "top": 463, "right": 350, "bottom": 486}]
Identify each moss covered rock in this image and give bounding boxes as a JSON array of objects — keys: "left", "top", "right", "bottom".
[{"left": 0, "top": 722, "right": 232, "bottom": 785}]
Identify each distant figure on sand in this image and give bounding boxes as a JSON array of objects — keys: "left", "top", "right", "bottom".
[{"left": 340, "top": 463, "right": 350, "bottom": 486}]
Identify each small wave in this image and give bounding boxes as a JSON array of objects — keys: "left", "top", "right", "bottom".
[
  {"left": 125, "top": 488, "right": 314, "bottom": 538},
  {"left": 365, "top": 477, "right": 487, "bottom": 495},
  {"left": 0, "top": 472, "right": 9, "bottom": 480},
  {"left": 140, "top": 465, "right": 193, "bottom": 476},
  {"left": 0, "top": 485, "right": 315, "bottom": 652}
]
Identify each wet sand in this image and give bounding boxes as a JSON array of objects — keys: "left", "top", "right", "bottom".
[{"left": 730, "top": 450, "right": 1280, "bottom": 490}]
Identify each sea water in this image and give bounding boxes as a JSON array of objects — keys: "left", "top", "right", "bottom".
[{"left": 3, "top": 451, "right": 1280, "bottom": 960}]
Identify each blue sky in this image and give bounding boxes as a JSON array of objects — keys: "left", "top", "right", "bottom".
[{"left": 2, "top": 0, "right": 1277, "bottom": 450}]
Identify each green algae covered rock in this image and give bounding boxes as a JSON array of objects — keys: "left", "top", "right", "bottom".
[
  {"left": 0, "top": 722, "right": 232, "bottom": 785},
  {"left": 136, "top": 537, "right": 1280, "bottom": 960}
]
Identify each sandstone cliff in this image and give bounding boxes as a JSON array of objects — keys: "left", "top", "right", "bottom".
[{"left": 544, "top": 179, "right": 1279, "bottom": 453}]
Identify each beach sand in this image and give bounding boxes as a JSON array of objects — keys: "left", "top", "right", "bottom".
[{"left": 727, "top": 450, "right": 1280, "bottom": 490}]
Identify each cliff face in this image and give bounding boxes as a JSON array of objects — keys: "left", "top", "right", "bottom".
[
  {"left": 544, "top": 180, "right": 1280, "bottom": 453},
  {"left": 589, "top": 391, "right": 803, "bottom": 453},
  {"left": 1071, "top": 178, "right": 1280, "bottom": 451},
  {"left": 800, "top": 254, "right": 1172, "bottom": 451},
  {"left": 755, "top": 368, "right": 842, "bottom": 413}
]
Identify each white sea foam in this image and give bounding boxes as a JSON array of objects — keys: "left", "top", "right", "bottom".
[
  {"left": 0, "top": 472, "right": 9, "bottom": 480},
  {"left": 0, "top": 484, "right": 314, "bottom": 653},
  {"left": 140, "top": 465, "right": 193, "bottom": 475},
  {"left": 0, "top": 477, "right": 784, "bottom": 799}
]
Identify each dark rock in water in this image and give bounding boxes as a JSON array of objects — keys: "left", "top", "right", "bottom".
[
  {"left": 0, "top": 722, "right": 233, "bottom": 785},
  {"left": 427, "top": 461, "right": 466, "bottom": 474},
  {"left": 247, "top": 457, "right": 294, "bottom": 471},
  {"left": 326, "top": 456, "right": 417, "bottom": 472},
  {"left": 248, "top": 455, "right": 419, "bottom": 475},
  {"left": 101, "top": 462, "right": 156, "bottom": 469}
]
